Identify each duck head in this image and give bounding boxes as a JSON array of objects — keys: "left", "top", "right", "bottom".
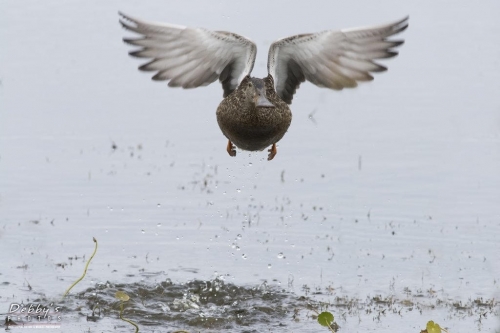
[{"left": 241, "top": 77, "right": 274, "bottom": 108}]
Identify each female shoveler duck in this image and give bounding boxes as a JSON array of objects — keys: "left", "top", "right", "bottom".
[{"left": 119, "top": 13, "right": 408, "bottom": 160}]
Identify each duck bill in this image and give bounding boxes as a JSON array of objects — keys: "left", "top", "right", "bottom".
[{"left": 255, "top": 91, "right": 274, "bottom": 108}]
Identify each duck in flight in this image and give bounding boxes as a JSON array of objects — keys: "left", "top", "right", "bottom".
[{"left": 119, "top": 13, "right": 408, "bottom": 160}]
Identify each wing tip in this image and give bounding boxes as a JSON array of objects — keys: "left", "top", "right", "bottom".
[
  {"left": 128, "top": 50, "right": 143, "bottom": 58},
  {"left": 139, "top": 61, "right": 157, "bottom": 72},
  {"left": 393, "top": 15, "right": 410, "bottom": 34},
  {"left": 118, "top": 11, "right": 134, "bottom": 23},
  {"left": 373, "top": 63, "right": 388, "bottom": 73},
  {"left": 119, "top": 14, "right": 137, "bottom": 32},
  {"left": 152, "top": 72, "right": 167, "bottom": 81}
]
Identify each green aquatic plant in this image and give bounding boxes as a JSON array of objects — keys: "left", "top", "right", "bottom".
[
  {"left": 116, "top": 291, "right": 139, "bottom": 333},
  {"left": 308, "top": 305, "right": 338, "bottom": 332},
  {"left": 421, "top": 320, "right": 449, "bottom": 333},
  {"left": 317, "top": 311, "right": 335, "bottom": 330},
  {"left": 62, "top": 237, "right": 98, "bottom": 299}
]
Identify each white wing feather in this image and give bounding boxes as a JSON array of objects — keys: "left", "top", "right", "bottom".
[
  {"left": 119, "top": 12, "right": 257, "bottom": 97},
  {"left": 267, "top": 16, "right": 409, "bottom": 104}
]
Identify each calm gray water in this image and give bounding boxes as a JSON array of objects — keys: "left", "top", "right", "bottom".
[{"left": 1, "top": 1, "right": 499, "bottom": 332}]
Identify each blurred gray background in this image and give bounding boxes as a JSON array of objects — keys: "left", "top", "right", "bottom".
[{"left": 1, "top": 1, "right": 499, "bottom": 331}]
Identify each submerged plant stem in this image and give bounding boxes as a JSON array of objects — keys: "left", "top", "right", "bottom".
[
  {"left": 62, "top": 237, "right": 98, "bottom": 298},
  {"left": 120, "top": 303, "right": 139, "bottom": 333}
]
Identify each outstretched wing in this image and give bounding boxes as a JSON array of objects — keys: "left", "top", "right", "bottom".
[
  {"left": 267, "top": 16, "right": 408, "bottom": 104},
  {"left": 119, "top": 12, "right": 257, "bottom": 97}
]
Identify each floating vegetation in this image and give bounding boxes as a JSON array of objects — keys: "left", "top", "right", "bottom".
[
  {"left": 420, "top": 320, "right": 449, "bottom": 333},
  {"left": 55, "top": 277, "right": 499, "bottom": 332},
  {"left": 316, "top": 311, "right": 337, "bottom": 332},
  {"left": 116, "top": 291, "right": 139, "bottom": 333},
  {"left": 62, "top": 237, "right": 98, "bottom": 299}
]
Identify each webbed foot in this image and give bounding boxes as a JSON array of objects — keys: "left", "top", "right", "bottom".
[
  {"left": 226, "top": 140, "right": 236, "bottom": 157},
  {"left": 267, "top": 143, "right": 277, "bottom": 161}
]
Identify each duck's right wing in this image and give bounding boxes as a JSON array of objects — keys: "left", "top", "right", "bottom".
[{"left": 119, "top": 12, "right": 257, "bottom": 97}]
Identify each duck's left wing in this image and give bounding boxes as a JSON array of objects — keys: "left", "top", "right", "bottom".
[
  {"left": 119, "top": 12, "right": 257, "bottom": 97},
  {"left": 267, "top": 16, "right": 408, "bottom": 104}
]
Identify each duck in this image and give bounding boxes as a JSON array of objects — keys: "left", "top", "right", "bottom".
[{"left": 119, "top": 13, "right": 408, "bottom": 160}]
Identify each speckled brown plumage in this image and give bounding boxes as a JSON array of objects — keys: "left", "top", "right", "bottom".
[{"left": 216, "top": 75, "right": 292, "bottom": 160}]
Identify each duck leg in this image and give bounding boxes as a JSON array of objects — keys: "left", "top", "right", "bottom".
[
  {"left": 267, "top": 143, "right": 277, "bottom": 161},
  {"left": 226, "top": 140, "right": 236, "bottom": 157}
]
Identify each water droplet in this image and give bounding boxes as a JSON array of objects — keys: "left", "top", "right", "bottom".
[
  {"left": 141, "top": 229, "right": 145, "bottom": 234},
  {"left": 157, "top": 203, "right": 161, "bottom": 208},
  {"left": 157, "top": 223, "right": 162, "bottom": 227},
  {"left": 241, "top": 254, "right": 247, "bottom": 259},
  {"left": 248, "top": 162, "right": 252, "bottom": 167},
  {"left": 277, "top": 252, "right": 284, "bottom": 259},
  {"left": 268, "top": 264, "right": 272, "bottom": 269},
  {"left": 236, "top": 234, "right": 242, "bottom": 240},
  {"left": 236, "top": 189, "right": 241, "bottom": 193}
]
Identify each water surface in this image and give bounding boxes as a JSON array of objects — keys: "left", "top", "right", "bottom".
[{"left": 1, "top": 0, "right": 499, "bottom": 332}]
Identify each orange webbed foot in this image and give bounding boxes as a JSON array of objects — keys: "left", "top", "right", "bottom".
[
  {"left": 267, "top": 143, "right": 277, "bottom": 161},
  {"left": 226, "top": 140, "right": 236, "bottom": 157}
]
